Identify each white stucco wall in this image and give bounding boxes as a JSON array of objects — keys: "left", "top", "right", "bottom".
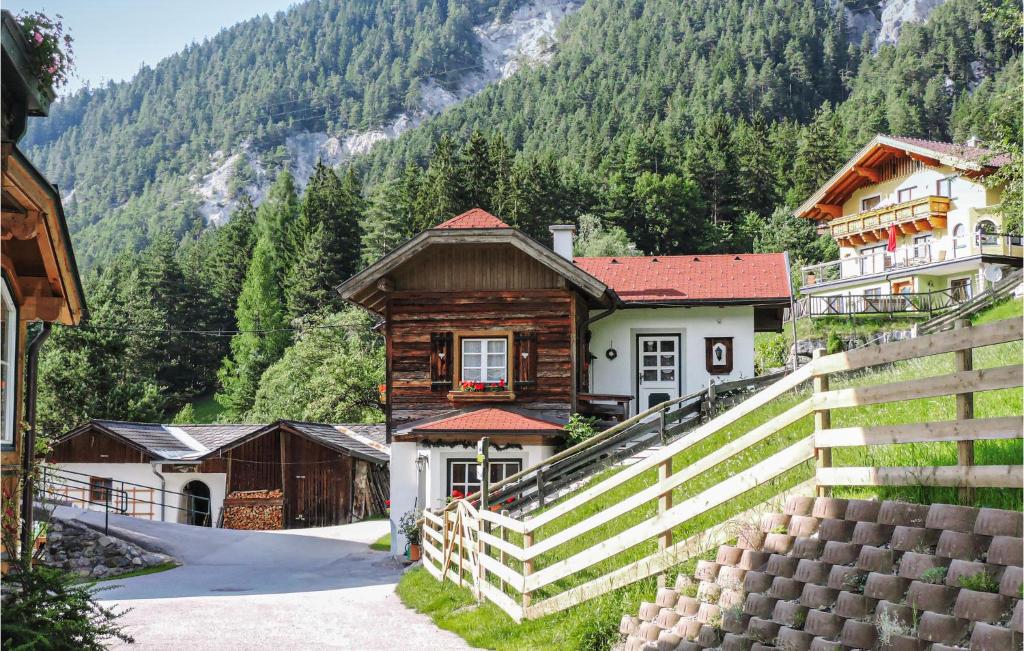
[
  {"left": 588, "top": 306, "right": 756, "bottom": 415},
  {"left": 52, "top": 462, "right": 227, "bottom": 526},
  {"left": 388, "top": 440, "right": 555, "bottom": 554}
]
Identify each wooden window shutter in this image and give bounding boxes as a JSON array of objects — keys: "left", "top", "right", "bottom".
[
  {"left": 513, "top": 333, "right": 537, "bottom": 391},
  {"left": 430, "top": 332, "right": 453, "bottom": 392}
]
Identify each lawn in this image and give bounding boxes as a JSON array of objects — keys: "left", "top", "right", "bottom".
[
  {"left": 400, "top": 303, "right": 1022, "bottom": 650},
  {"left": 189, "top": 394, "right": 225, "bottom": 423},
  {"left": 369, "top": 533, "right": 390, "bottom": 552},
  {"left": 90, "top": 562, "right": 179, "bottom": 582}
]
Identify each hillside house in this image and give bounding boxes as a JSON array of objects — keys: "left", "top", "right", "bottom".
[
  {"left": 1, "top": 10, "right": 87, "bottom": 560},
  {"left": 336, "top": 209, "right": 791, "bottom": 552},
  {"left": 796, "top": 134, "right": 1021, "bottom": 316},
  {"left": 47, "top": 420, "right": 388, "bottom": 529}
]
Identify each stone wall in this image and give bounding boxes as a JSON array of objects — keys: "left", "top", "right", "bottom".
[{"left": 42, "top": 517, "right": 177, "bottom": 579}]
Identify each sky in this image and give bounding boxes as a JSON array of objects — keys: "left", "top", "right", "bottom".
[{"left": 7, "top": 0, "right": 300, "bottom": 96}]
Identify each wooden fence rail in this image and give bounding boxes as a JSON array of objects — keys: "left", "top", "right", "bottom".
[{"left": 419, "top": 317, "right": 1023, "bottom": 622}]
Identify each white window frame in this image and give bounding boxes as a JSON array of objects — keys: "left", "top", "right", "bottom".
[
  {"left": 1, "top": 280, "right": 17, "bottom": 448},
  {"left": 447, "top": 458, "right": 522, "bottom": 497},
  {"left": 936, "top": 176, "right": 956, "bottom": 198},
  {"left": 460, "top": 337, "right": 507, "bottom": 384},
  {"left": 897, "top": 187, "right": 915, "bottom": 203}
]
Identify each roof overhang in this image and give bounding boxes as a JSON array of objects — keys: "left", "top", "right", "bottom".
[
  {"left": 210, "top": 420, "right": 388, "bottom": 465},
  {"left": 56, "top": 421, "right": 159, "bottom": 461},
  {"left": 336, "top": 228, "right": 610, "bottom": 314},
  {"left": 2, "top": 146, "right": 86, "bottom": 324},
  {"left": 795, "top": 135, "right": 1003, "bottom": 222}
]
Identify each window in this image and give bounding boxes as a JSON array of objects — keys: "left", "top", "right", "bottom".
[
  {"left": 859, "top": 244, "right": 887, "bottom": 275},
  {"left": 1, "top": 280, "right": 16, "bottom": 448},
  {"left": 950, "top": 278, "right": 972, "bottom": 302},
  {"left": 861, "top": 195, "right": 881, "bottom": 211},
  {"left": 913, "top": 234, "right": 933, "bottom": 260},
  {"left": 447, "top": 459, "right": 522, "bottom": 498},
  {"left": 936, "top": 176, "right": 955, "bottom": 198},
  {"left": 976, "top": 220, "right": 998, "bottom": 247},
  {"left": 863, "top": 288, "right": 882, "bottom": 296},
  {"left": 461, "top": 338, "right": 507, "bottom": 384},
  {"left": 897, "top": 187, "right": 914, "bottom": 203},
  {"left": 953, "top": 224, "right": 967, "bottom": 251},
  {"left": 89, "top": 477, "right": 113, "bottom": 503}
]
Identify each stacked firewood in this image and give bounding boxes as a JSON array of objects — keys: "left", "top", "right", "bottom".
[{"left": 222, "top": 489, "right": 284, "bottom": 530}]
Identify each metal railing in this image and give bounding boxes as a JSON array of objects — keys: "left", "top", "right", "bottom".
[
  {"left": 802, "top": 234, "right": 1023, "bottom": 287},
  {"left": 792, "top": 286, "right": 967, "bottom": 318},
  {"left": 37, "top": 466, "right": 211, "bottom": 531}
]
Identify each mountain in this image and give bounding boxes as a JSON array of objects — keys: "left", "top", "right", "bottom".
[{"left": 21, "top": 0, "right": 1020, "bottom": 268}]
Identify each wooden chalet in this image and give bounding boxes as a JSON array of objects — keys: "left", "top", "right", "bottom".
[
  {"left": 1, "top": 10, "right": 86, "bottom": 559},
  {"left": 337, "top": 208, "right": 791, "bottom": 552},
  {"left": 48, "top": 420, "right": 389, "bottom": 529}
]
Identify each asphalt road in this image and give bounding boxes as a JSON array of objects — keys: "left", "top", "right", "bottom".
[{"left": 54, "top": 507, "right": 474, "bottom": 650}]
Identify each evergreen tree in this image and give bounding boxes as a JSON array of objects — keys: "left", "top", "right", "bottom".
[
  {"left": 361, "top": 179, "right": 412, "bottom": 267},
  {"left": 413, "top": 134, "right": 464, "bottom": 229}
]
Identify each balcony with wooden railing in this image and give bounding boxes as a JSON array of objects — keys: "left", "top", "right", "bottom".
[{"left": 829, "top": 195, "right": 950, "bottom": 247}]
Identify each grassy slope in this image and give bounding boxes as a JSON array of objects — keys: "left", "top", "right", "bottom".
[
  {"left": 399, "top": 300, "right": 1023, "bottom": 650},
  {"left": 190, "top": 394, "right": 225, "bottom": 423}
]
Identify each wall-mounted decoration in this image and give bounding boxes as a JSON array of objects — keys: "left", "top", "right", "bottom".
[
  {"left": 705, "top": 337, "right": 733, "bottom": 374},
  {"left": 605, "top": 347, "right": 617, "bottom": 360}
]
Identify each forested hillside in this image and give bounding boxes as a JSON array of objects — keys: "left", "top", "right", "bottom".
[{"left": 28, "top": 0, "right": 1022, "bottom": 433}]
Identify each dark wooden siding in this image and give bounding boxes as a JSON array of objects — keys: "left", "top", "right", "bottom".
[
  {"left": 48, "top": 429, "right": 149, "bottom": 463},
  {"left": 224, "top": 430, "right": 282, "bottom": 493},
  {"left": 388, "top": 289, "right": 575, "bottom": 428},
  {"left": 283, "top": 431, "right": 351, "bottom": 528}
]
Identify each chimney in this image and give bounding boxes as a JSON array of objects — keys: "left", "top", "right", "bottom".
[
  {"left": 965, "top": 135, "right": 981, "bottom": 148},
  {"left": 549, "top": 224, "right": 576, "bottom": 260}
]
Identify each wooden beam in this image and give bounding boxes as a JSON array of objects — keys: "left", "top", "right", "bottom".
[
  {"left": 816, "top": 465, "right": 1023, "bottom": 489},
  {"left": 848, "top": 233, "right": 865, "bottom": 246},
  {"left": 815, "top": 203, "right": 843, "bottom": 219},
  {"left": 914, "top": 218, "right": 932, "bottom": 232},
  {"left": 0, "top": 209, "right": 39, "bottom": 240},
  {"left": 898, "top": 221, "right": 918, "bottom": 234},
  {"left": 815, "top": 417, "right": 1023, "bottom": 448},
  {"left": 908, "top": 152, "right": 940, "bottom": 166},
  {"left": 20, "top": 295, "right": 63, "bottom": 321},
  {"left": 852, "top": 165, "right": 880, "bottom": 183},
  {"left": 860, "top": 230, "right": 879, "bottom": 243},
  {"left": 928, "top": 216, "right": 947, "bottom": 229},
  {"left": 813, "top": 364, "right": 1021, "bottom": 410}
]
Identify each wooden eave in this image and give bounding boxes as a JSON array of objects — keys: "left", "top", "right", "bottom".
[
  {"left": 1, "top": 147, "right": 85, "bottom": 324},
  {"left": 794, "top": 135, "right": 999, "bottom": 223},
  {"left": 54, "top": 422, "right": 157, "bottom": 461},
  {"left": 336, "top": 228, "right": 611, "bottom": 314},
  {"left": 208, "top": 420, "right": 386, "bottom": 465}
]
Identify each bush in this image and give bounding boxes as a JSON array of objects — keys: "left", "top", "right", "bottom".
[
  {"left": 754, "top": 333, "right": 789, "bottom": 374},
  {"left": 565, "top": 413, "right": 599, "bottom": 446},
  {"left": 1, "top": 546, "right": 133, "bottom": 649},
  {"left": 826, "top": 329, "right": 845, "bottom": 354},
  {"left": 958, "top": 570, "right": 999, "bottom": 593}
]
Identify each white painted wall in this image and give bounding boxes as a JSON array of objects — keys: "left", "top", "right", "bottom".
[
  {"left": 588, "top": 306, "right": 756, "bottom": 414},
  {"left": 388, "top": 441, "right": 419, "bottom": 554},
  {"left": 52, "top": 463, "right": 227, "bottom": 526},
  {"left": 388, "top": 440, "right": 555, "bottom": 555}
]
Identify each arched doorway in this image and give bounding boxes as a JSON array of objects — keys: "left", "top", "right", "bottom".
[{"left": 182, "top": 480, "right": 212, "bottom": 527}]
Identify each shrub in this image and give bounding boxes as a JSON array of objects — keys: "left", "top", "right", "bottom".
[
  {"left": 1, "top": 536, "right": 132, "bottom": 649},
  {"left": 958, "top": 570, "right": 999, "bottom": 593},
  {"left": 754, "top": 333, "right": 789, "bottom": 374},
  {"left": 919, "top": 566, "right": 947, "bottom": 585},
  {"left": 826, "top": 329, "right": 844, "bottom": 354},
  {"left": 565, "top": 413, "right": 599, "bottom": 446},
  {"left": 398, "top": 508, "right": 422, "bottom": 546}
]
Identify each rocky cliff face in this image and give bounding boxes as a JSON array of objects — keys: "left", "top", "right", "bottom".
[
  {"left": 195, "top": 0, "right": 582, "bottom": 225},
  {"left": 844, "top": 0, "right": 949, "bottom": 47}
]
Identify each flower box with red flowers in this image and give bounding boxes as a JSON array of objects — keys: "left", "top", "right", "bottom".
[{"left": 448, "top": 378, "right": 514, "bottom": 402}]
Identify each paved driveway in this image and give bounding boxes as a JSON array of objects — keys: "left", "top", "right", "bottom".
[{"left": 54, "top": 508, "right": 474, "bottom": 650}]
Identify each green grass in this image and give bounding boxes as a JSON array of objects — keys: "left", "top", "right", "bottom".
[
  {"left": 400, "top": 305, "right": 1023, "bottom": 650},
  {"left": 90, "top": 562, "right": 179, "bottom": 582},
  {"left": 190, "top": 394, "right": 225, "bottom": 423},
  {"left": 370, "top": 533, "right": 390, "bottom": 552},
  {"left": 972, "top": 297, "right": 1022, "bottom": 325}
]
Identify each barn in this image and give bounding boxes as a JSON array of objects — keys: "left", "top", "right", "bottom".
[{"left": 45, "top": 419, "right": 389, "bottom": 529}]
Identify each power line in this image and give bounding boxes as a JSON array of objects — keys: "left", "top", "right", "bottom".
[{"left": 63, "top": 321, "right": 381, "bottom": 338}]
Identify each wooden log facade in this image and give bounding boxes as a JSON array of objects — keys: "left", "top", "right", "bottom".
[{"left": 387, "top": 289, "right": 583, "bottom": 429}]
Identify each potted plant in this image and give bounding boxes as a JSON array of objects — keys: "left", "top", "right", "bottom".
[{"left": 399, "top": 508, "right": 422, "bottom": 561}]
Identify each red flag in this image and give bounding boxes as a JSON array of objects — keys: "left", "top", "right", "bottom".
[{"left": 886, "top": 224, "right": 898, "bottom": 252}]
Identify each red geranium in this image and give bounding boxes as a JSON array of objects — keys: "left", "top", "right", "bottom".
[{"left": 451, "top": 489, "right": 464, "bottom": 500}]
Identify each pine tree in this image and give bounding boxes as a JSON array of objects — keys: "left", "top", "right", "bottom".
[
  {"left": 414, "top": 134, "right": 464, "bottom": 228},
  {"left": 459, "top": 129, "right": 496, "bottom": 209},
  {"left": 361, "top": 179, "right": 411, "bottom": 267}
]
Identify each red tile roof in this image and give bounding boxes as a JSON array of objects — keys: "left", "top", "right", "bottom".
[
  {"left": 412, "top": 408, "right": 563, "bottom": 433},
  {"left": 888, "top": 135, "right": 1012, "bottom": 167},
  {"left": 574, "top": 253, "right": 791, "bottom": 303},
  {"left": 434, "top": 208, "right": 511, "bottom": 230}
]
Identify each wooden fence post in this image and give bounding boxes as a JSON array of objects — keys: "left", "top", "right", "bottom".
[
  {"left": 954, "top": 319, "right": 975, "bottom": 505},
  {"left": 499, "top": 509, "right": 509, "bottom": 594},
  {"left": 657, "top": 412, "right": 673, "bottom": 588},
  {"left": 522, "top": 530, "right": 534, "bottom": 613},
  {"left": 812, "top": 349, "right": 832, "bottom": 497},
  {"left": 477, "top": 438, "right": 490, "bottom": 600}
]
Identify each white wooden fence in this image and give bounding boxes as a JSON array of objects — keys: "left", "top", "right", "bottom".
[{"left": 420, "top": 317, "right": 1023, "bottom": 621}]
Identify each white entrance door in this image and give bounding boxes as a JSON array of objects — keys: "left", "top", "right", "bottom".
[{"left": 637, "top": 335, "right": 681, "bottom": 412}]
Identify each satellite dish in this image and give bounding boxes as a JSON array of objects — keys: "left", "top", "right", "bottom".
[{"left": 984, "top": 265, "right": 1004, "bottom": 283}]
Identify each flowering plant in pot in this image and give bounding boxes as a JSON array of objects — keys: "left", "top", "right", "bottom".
[
  {"left": 398, "top": 508, "right": 422, "bottom": 561},
  {"left": 17, "top": 12, "right": 74, "bottom": 92},
  {"left": 459, "top": 378, "right": 507, "bottom": 392}
]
